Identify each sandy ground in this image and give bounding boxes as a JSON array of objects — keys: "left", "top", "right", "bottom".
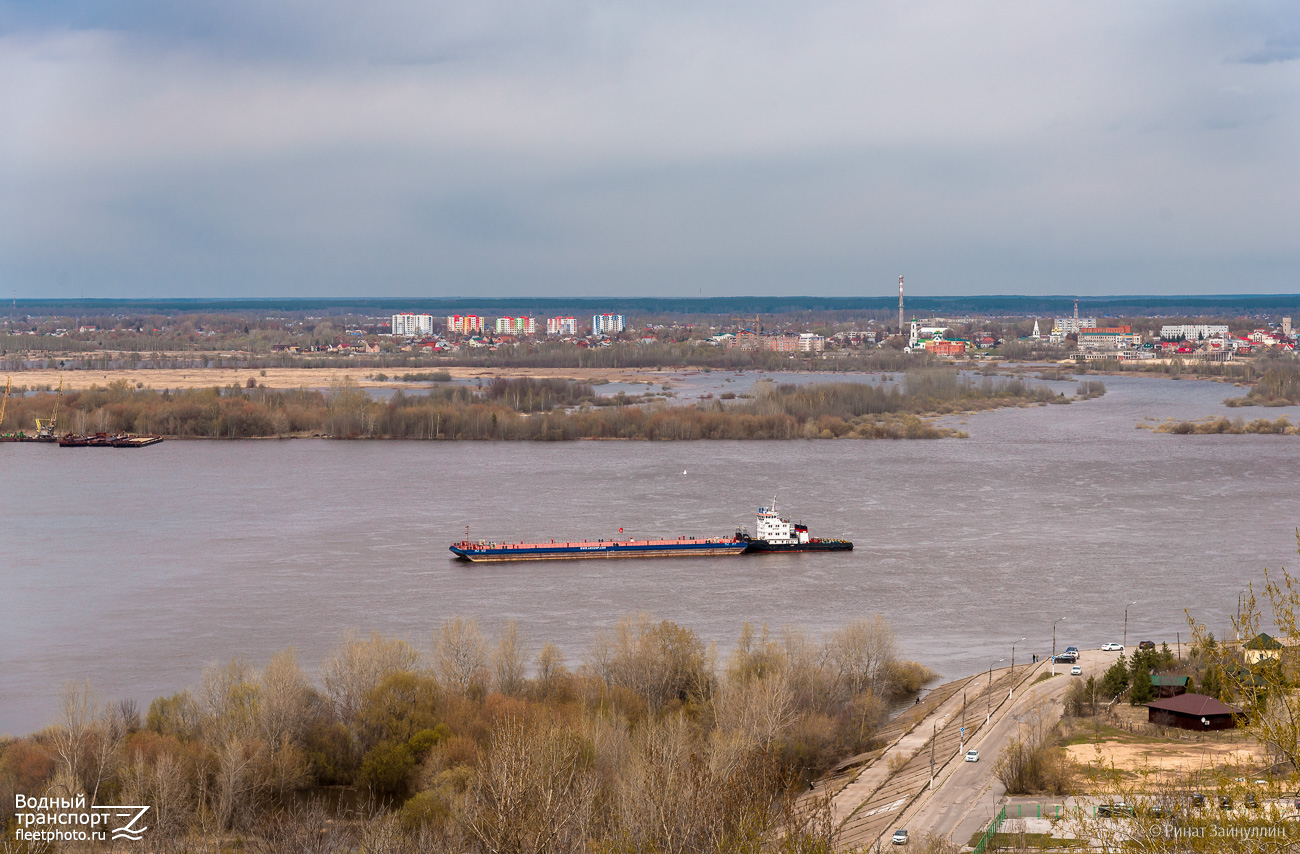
[
  {"left": 13, "top": 366, "right": 680, "bottom": 391},
  {"left": 1066, "top": 739, "right": 1264, "bottom": 779}
]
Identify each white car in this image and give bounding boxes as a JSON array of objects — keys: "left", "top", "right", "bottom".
[
  {"left": 1102, "top": 643, "right": 1124, "bottom": 651},
  {"left": 1070, "top": 665, "right": 1083, "bottom": 676},
  {"left": 891, "top": 829, "right": 909, "bottom": 845},
  {"left": 965, "top": 749, "right": 979, "bottom": 762}
]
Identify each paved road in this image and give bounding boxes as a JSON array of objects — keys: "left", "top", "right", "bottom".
[
  {"left": 901, "top": 648, "right": 1122, "bottom": 846},
  {"left": 834, "top": 665, "right": 1042, "bottom": 850}
]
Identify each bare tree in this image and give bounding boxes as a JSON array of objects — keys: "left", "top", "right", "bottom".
[
  {"left": 590, "top": 614, "right": 713, "bottom": 712},
  {"left": 85, "top": 699, "right": 131, "bottom": 804},
  {"left": 534, "top": 643, "right": 567, "bottom": 698},
  {"left": 199, "top": 658, "right": 261, "bottom": 744},
  {"left": 461, "top": 717, "right": 597, "bottom": 854},
  {"left": 725, "top": 621, "right": 783, "bottom": 684},
  {"left": 48, "top": 680, "right": 95, "bottom": 797},
  {"left": 434, "top": 617, "right": 489, "bottom": 695},
  {"left": 714, "top": 669, "right": 795, "bottom": 757},
  {"left": 322, "top": 630, "right": 419, "bottom": 724},
  {"left": 247, "top": 798, "right": 351, "bottom": 854},
  {"left": 823, "top": 616, "right": 897, "bottom": 697},
  {"left": 493, "top": 620, "right": 527, "bottom": 697},
  {"left": 214, "top": 736, "right": 263, "bottom": 831},
  {"left": 259, "top": 647, "right": 314, "bottom": 746},
  {"left": 119, "top": 748, "right": 194, "bottom": 851}
]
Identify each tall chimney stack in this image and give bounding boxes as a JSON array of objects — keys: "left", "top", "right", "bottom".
[{"left": 898, "top": 275, "right": 904, "bottom": 334}]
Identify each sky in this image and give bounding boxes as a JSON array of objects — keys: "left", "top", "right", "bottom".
[{"left": 1, "top": 1, "right": 1298, "bottom": 299}]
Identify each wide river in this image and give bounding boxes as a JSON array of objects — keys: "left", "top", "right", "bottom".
[{"left": 3, "top": 372, "right": 1299, "bottom": 735}]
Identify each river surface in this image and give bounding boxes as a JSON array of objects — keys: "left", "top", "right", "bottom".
[{"left": 3, "top": 372, "right": 1299, "bottom": 735}]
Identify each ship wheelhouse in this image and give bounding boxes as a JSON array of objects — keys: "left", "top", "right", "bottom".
[{"left": 755, "top": 504, "right": 810, "bottom": 545}]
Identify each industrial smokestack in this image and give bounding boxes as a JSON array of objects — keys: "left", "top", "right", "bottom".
[{"left": 898, "top": 275, "right": 904, "bottom": 334}]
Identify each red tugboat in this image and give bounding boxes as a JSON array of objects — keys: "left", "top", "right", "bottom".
[{"left": 737, "top": 501, "right": 853, "bottom": 553}]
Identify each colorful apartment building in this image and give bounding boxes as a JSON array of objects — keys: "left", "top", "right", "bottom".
[
  {"left": 447, "top": 315, "right": 485, "bottom": 334},
  {"left": 494, "top": 317, "right": 537, "bottom": 335},
  {"left": 547, "top": 317, "right": 578, "bottom": 335}
]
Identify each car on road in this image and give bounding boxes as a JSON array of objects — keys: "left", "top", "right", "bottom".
[
  {"left": 1065, "top": 646, "right": 1079, "bottom": 655},
  {"left": 965, "top": 749, "right": 979, "bottom": 762},
  {"left": 1138, "top": 640, "right": 1156, "bottom": 650},
  {"left": 1098, "top": 802, "right": 1133, "bottom": 817},
  {"left": 891, "top": 829, "right": 909, "bottom": 845},
  {"left": 1070, "top": 665, "right": 1083, "bottom": 676},
  {"left": 1102, "top": 642, "right": 1124, "bottom": 651}
]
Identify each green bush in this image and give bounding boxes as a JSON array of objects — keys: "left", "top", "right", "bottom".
[{"left": 359, "top": 740, "right": 416, "bottom": 797}]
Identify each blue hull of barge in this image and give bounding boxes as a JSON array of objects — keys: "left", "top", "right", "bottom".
[{"left": 450, "top": 541, "right": 748, "bottom": 562}]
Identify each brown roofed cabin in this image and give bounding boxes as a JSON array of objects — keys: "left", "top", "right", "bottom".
[{"left": 1147, "top": 693, "right": 1241, "bottom": 731}]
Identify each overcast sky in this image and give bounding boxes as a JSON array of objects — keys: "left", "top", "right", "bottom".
[{"left": 1, "top": 2, "right": 1297, "bottom": 299}]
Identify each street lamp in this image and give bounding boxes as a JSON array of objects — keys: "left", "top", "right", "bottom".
[
  {"left": 987, "top": 658, "right": 1004, "bottom": 723},
  {"left": 1124, "top": 600, "right": 1137, "bottom": 649},
  {"left": 1052, "top": 617, "right": 1066, "bottom": 675},
  {"left": 1010, "top": 637, "right": 1026, "bottom": 700},
  {"left": 960, "top": 688, "right": 968, "bottom": 755}
]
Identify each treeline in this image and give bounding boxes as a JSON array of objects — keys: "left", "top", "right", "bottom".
[
  {"left": 1224, "top": 362, "right": 1300, "bottom": 406},
  {"left": 4, "top": 342, "right": 943, "bottom": 374},
  {"left": 0, "top": 615, "right": 934, "bottom": 853},
  {"left": 1, "top": 370, "right": 1062, "bottom": 440}
]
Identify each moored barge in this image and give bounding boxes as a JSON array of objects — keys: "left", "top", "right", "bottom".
[{"left": 58, "top": 433, "right": 164, "bottom": 448}]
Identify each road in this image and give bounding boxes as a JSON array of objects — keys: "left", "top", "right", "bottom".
[{"left": 898, "top": 648, "right": 1122, "bottom": 846}]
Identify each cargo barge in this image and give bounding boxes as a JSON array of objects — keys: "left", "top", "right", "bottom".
[
  {"left": 450, "top": 533, "right": 748, "bottom": 562},
  {"left": 58, "top": 433, "right": 164, "bottom": 448},
  {"left": 450, "top": 502, "right": 851, "bottom": 562}
]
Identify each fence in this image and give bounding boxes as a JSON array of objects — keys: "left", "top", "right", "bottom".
[{"left": 971, "top": 805, "right": 1007, "bottom": 854}]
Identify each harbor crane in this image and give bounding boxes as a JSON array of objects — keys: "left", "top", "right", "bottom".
[{"left": 34, "top": 377, "right": 62, "bottom": 439}]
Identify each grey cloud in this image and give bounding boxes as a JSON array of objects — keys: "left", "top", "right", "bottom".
[{"left": 1, "top": 1, "right": 1299, "bottom": 297}]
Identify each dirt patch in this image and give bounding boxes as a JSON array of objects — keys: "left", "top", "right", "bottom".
[{"left": 1066, "top": 739, "right": 1264, "bottom": 780}]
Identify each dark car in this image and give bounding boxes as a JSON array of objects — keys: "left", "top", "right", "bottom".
[
  {"left": 1138, "top": 640, "right": 1156, "bottom": 651},
  {"left": 1245, "top": 793, "right": 1258, "bottom": 809},
  {"left": 1219, "top": 796, "right": 1232, "bottom": 810},
  {"left": 1191, "top": 793, "right": 1206, "bottom": 808}
]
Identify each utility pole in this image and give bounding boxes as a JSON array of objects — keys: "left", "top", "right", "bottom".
[
  {"left": 987, "top": 658, "right": 1003, "bottom": 723},
  {"left": 929, "top": 721, "right": 936, "bottom": 789},
  {"left": 960, "top": 689, "right": 967, "bottom": 755},
  {"left": 1010, "top": 637, "right": 1025, "bottom": 700},
  {"left": 1124, "top": 601, "right": 1137, "bottom": 648},
  {"left": 1052, "top": 617, "right": 1066, "bottom": 676}
]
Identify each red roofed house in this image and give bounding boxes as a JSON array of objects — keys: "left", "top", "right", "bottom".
[{"left": 1146, "top": 693, "right": 1241, "bottom": 732}]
